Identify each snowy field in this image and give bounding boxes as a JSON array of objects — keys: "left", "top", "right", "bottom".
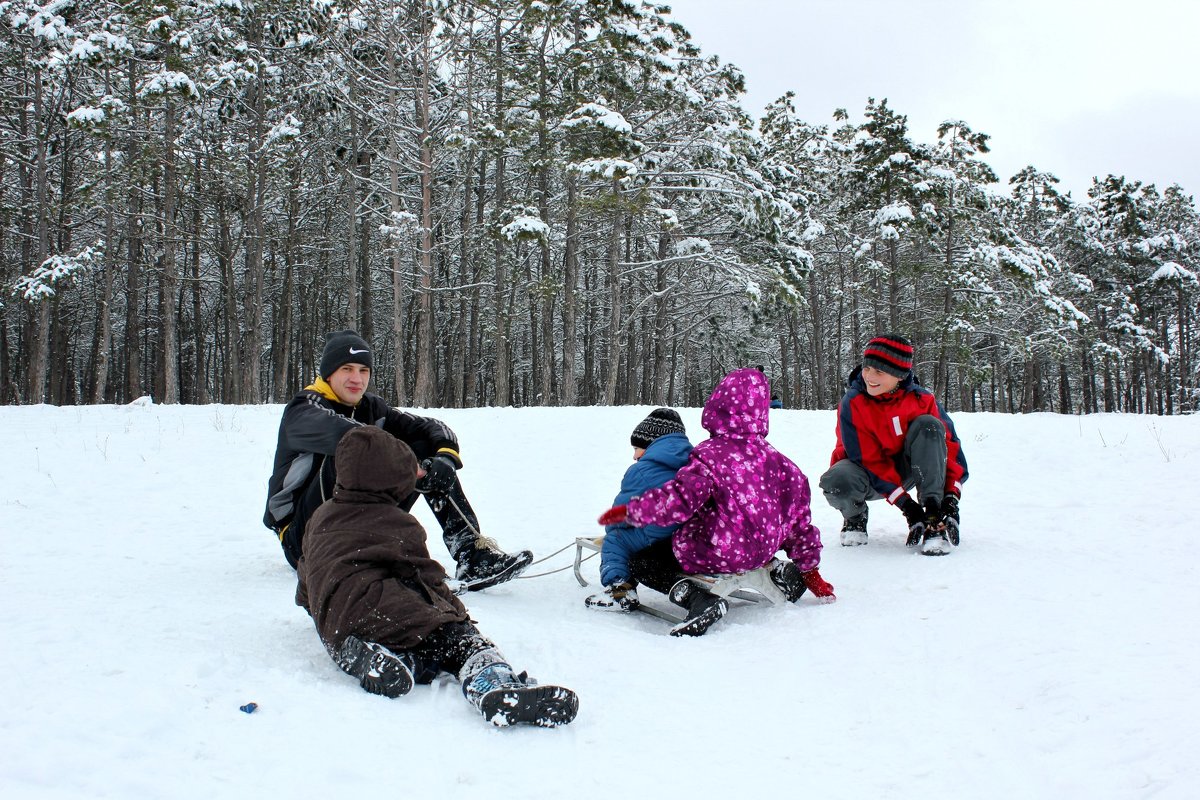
[{"left": 2, "top": 401, "right": 1198, "bottom": 799}]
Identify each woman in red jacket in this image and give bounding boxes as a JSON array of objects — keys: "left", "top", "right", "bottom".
[{"left": 819, "top": 334, "right": 968, "bottom": 556}]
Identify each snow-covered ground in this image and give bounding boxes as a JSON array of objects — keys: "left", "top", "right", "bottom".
[{"left": 2, "top": 402, "right": 1197, "bottom": 799}]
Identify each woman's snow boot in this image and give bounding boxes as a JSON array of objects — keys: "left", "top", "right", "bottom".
[
  {"left": 667, "top": 579, "right": 728, "bottom": 637},
  {"left": 335, "top": 636, "right": 415, "bottom": 698},
  {"left": 584, "top": 581, "right": 640, "bottom": 611},
  {"left": 459, "top": 649, "right": 579, "bottom": 728}
]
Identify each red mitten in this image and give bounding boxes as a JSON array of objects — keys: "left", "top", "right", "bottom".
[
  {"left": 802, "top": 568, "right": 836, "bottom": 604},
  {"left": 598, "top": 504, "right": 628, "bottom": 525}
]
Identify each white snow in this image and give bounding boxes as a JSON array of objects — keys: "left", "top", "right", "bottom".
[
  {"left": 65, "top": 106, "right": 106, "bottom": 127},
  {"left": 673, "top": 237, "right": 712, "bottom": 256},
  {"left": 1152, "top": 261, "right": 1198, "bottom": 284},
  {"left": 568, "top": 158, "right": 638, "bottom": 181},
  {"left": 499, "top": 215, "right": 550, "bottom": 243},
  {"left": 562, "top": 102, "right": 634, "bottom": 135},
  {"left": 139, "top": 70, "right": 199, "bottom": 100},
  {"left": 264, "top": 115, "right": 303, "bottom": 147},
  {"left": 2, "top": 404, "right": 1198, "bottom": 798},
  {"left": 873, "top": 202, "right": 914, "bottom": 225}
]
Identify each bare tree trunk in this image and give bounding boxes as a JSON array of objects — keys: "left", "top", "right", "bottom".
[
  {"left": 534, "top": 20, "right": 556, "bottom": 406},
  {"left": 158, "top": 98, "right": 180, "bottom": 403},
  {"left": 887, "top": 245, "right": 900, "bottom": 333},
  {"left": 1058, "top": 360, "right": 1071, "bottom": 414},
  {"left": 779, "top": 329, "right": 791, "bottom": 406},
  {"left": 346, "top": 95, "right": 361, "bottom": 328},
  {"left": 807, "top": 271, "right": 825, "bottom": 405},
  {"left": 241, "top": 42, "right": 269, "bottom": 403},
  {"left": 561, "top": 172, "right": 579, "bottom": 405},
  {"left": 217, "top": 193, "right": 241, "bottom": 403},
  {"left": 651, "top": 232, "right": 669, "bottom": 404},
  {"left": 124, "top": 64, "right": 144, "bottom": 402},
  {"left": 1179, "top": 285, "right": 1189, "bottom": 412},
  {"left": 190, "top": 180, "right": 208, "bottom": 404},
  {"left": 413, "top": 12, "right": 436, "bottom": 406},
  {"left": 27, "top": 67, "right": 50, "bottom": 402},
  {"left": 91, "top": 99, "right": 116, "bottom": 403},
  {"left": 464, "top": 155, "right": 487, "bottom": 406},
  {"left": 357, "top": 158, "right": 373, "bottom": 345},
  {"left": 933, "top": 183, "right": 957, "bottom": 398},
  {"left": 273, "top": 165, "right": 300, "bottom": 402},
  {"left": 453, "top": 152, "right": 474, "bottom": 405},
  {"left": 602, "top": 180, "right": 623, "bottom": 405},
  {"left": 490, "top": 16, "right": 510, "bottom": 406}
]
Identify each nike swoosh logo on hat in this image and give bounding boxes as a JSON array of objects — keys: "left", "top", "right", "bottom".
[{"left": 349, "top": 347, "right": 368, "bottom": 354}]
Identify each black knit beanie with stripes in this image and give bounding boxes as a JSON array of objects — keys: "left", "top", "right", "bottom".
[{"left": 862, "top": 334, "right": 914, "bottom": 379}]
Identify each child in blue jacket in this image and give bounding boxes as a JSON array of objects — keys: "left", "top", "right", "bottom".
[{"left": 585, "top": 408, "right": 693, "bottom": 612}]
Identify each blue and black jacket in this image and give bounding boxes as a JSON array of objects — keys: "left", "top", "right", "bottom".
[{"left": 601, "top": 431, "right": 693, "bottom": 586}]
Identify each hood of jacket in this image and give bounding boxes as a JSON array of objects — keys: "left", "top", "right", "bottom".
[
  {"left": 332, "top": 425, "right": 417, "bottom": 504},
  {"left": 700, "top": 368, "right": 770, "bottom": 438},
  {"left": 640, "top": 430, "right": 693, "bottom": 470}
]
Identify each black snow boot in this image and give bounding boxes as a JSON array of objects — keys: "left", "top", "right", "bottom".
[
  {"left": 921, "top": 528, "right": 952, "bottom": 556},
  {"left": 768, "top": 558, "right": 807, "bottom": 602},
  {"left": 454, "top": 536, "right": 534, "bottom": 591},
  {"left": 917, "top": 496, "right": 956, "bottom": 555},
  {"left": 460, "top": 650, "right": 579, "bottom": 728},
  {"left": 840, "top": 508, "right": 868, "bottom": 546},
  {"left": 584, "top": 580, "right": 641, "bottom": 612},
  {"left": 335, "top": 636, "right": 415, "bottom": 698},
  {"left": 667, "top": 579, "right": 728, "bottom": 637}
]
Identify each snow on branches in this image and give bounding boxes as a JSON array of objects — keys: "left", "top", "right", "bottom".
[
  {"left": 378, "top": 212, "right": 419, "bottom": 246},
  {"left": 13, "top": 247, "right": 98, "bottom": 302},
  {"left": 562, "top": 102, "right": 633, "bottom": 136},
  {"left": 568, "top": 158, "right": 638, "bottom": 181},
  {"left": 139, "top": 70, "right": 199, "bottom": 100},
  {"left": 499, "top": 208, "right": 550, "bottom": 245},
  {"left": 1151, "top": 261, "right": 1199, "bottom": 286},
  {"left": 872, "top": 202, "right": 913, "bottom": 240}
]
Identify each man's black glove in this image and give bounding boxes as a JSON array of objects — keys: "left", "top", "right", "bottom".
[
  {"left": 898, "top": 494, "right": 924, "bottom": 526},
  {"left": 416, "top": 454, "right": 459, "bottom": 494},
  {"left": 942, "top": 493, "right": 959, "bottom": 521},
  {"left": 941, "top": 493, "right": 960, "bottom": 545},
  {"left": 899, "top": 494, "right": 939, "bottom": 546}
]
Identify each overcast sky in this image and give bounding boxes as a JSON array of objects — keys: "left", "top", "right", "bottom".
[{"left": 667, "top": 0, "right": 1200, "bottom": 200}]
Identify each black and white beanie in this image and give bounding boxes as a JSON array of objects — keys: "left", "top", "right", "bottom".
[
  {"left": 320, "top": 329, "right": 372, "bottom": 379},
  {"left": 631, "top": 408, "right": 686, "bottom": 449}
]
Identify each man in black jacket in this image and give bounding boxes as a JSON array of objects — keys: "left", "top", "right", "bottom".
[{"left": 264, "top": 330, "right": 532, "bottom": 591}]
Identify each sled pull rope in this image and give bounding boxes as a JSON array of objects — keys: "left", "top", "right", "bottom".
[
  {"left": 440, "top": 492, "right": 595, "bottom": 580},
  {"left": 517, "top": 548, "right": 597, "bottom": 580}
]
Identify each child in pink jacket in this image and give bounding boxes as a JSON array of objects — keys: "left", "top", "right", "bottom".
[{"left": 599, "top": 368, "right": 834, "bottom": 636}]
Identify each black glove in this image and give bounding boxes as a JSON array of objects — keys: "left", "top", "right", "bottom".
[
  {"left": 898, "top": 494, "right": 924, "bottom": 527},
  {"left": 899, "top": 494, "right": 933, "bottom": 546},
  {"left": 922, "top": 496, "right": 943, "bottom": 526},
  {"left": 941, "top": 493, "right": 960, "bottom": 544},
  {"left": 416, "top": 454, "right": 459, "bottom": 494},
  {"left": 942, "top": 493, "right": 960, "bottom": 521}
]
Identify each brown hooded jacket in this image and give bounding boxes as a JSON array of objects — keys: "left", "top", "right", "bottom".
[{"left": 296, "top": 426, "right": 468, "bottom": 650}]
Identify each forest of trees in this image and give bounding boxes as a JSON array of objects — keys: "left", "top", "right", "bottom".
[{"left": 3, "top": 0, "right": 1198, "bottom": 414}]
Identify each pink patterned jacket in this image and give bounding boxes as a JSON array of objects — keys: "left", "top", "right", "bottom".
[{"left": 626, "top": 369, "right": 823, "bottom": 574}]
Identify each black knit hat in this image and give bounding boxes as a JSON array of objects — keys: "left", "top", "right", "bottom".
[
  {"left": 631, "top": 408, "right": 686, "bottom": 449},
  {"left": 320, "top": 329, "right": 372, "bottom": 379},
  {"left": 862, "top": 333, "right": 914, "bottom": 379}
]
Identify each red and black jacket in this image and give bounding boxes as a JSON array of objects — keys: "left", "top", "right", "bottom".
[{"left": 829, "top": 368, "right": 968, "bottom": 503}]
